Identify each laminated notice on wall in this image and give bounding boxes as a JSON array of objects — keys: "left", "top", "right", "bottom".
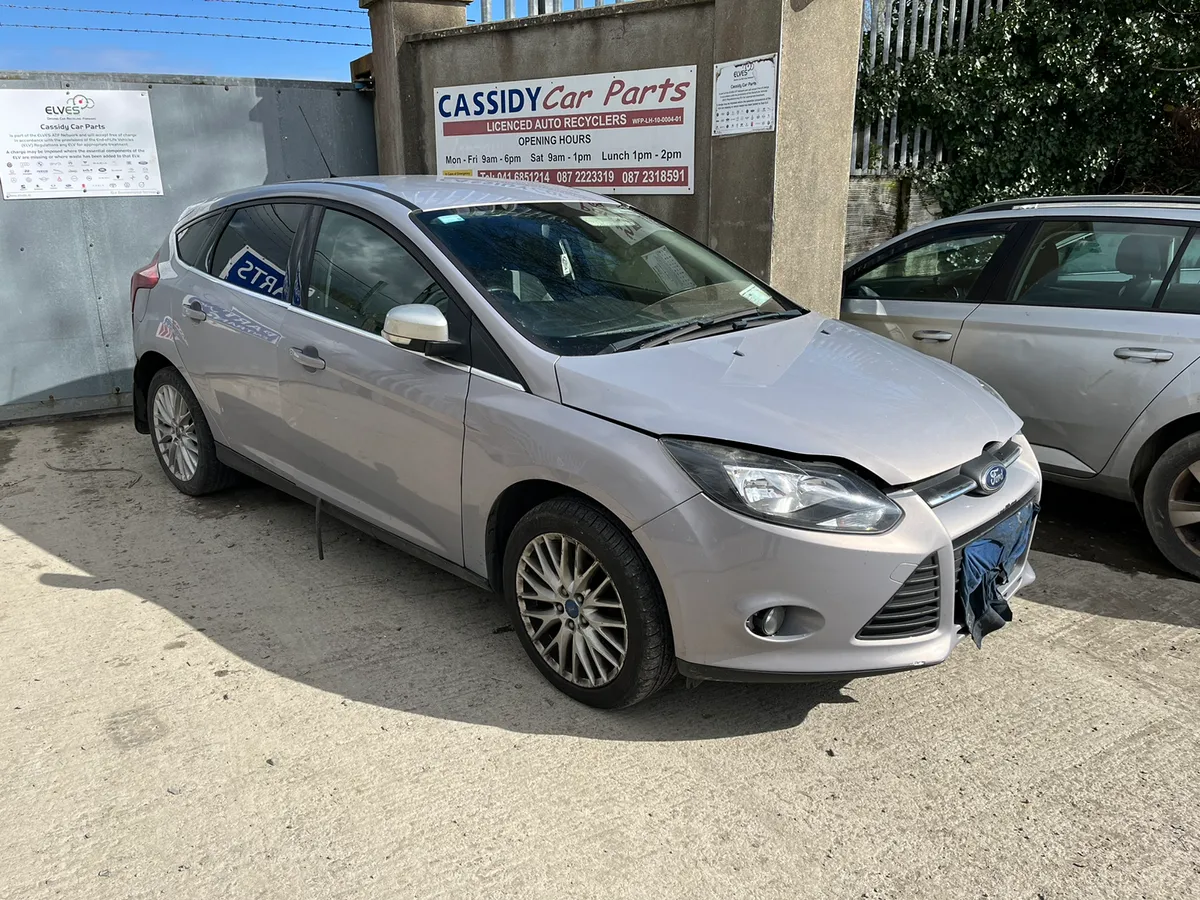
[
  {"left": 0, "top": 89, "right": 163, "bottom": 199},
  {"left": 712, "top": 55, "right": 778, "bottom": 137}
]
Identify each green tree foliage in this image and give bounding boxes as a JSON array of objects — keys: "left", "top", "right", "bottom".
[{"left": 857, "top": 1, "right": 1200, "bottom": 213}]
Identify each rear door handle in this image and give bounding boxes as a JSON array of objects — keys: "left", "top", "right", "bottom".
[
  {"left": 289, "top": 346, "right": 326, "bottom": 370},
  {"left": 912, "top": 330, "right": 953, "bottom": 343},
  {"left": 1114, "top": 347, "right": 1173, "bottom": 362},
  {"left": 183, "top": 300, "right": 206, "bottom": 322}
]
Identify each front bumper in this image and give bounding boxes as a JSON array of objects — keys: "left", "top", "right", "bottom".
[{"left": 634, "top": 437, "right": 1041, "bottom": 681}]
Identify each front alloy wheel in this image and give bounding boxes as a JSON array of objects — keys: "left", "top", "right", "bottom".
[
  {"left": 503, "top": 498, "right": 676, "bottom": 708},
  {"left": 516, "top": 533, "right": 628, "bottom": 688}
]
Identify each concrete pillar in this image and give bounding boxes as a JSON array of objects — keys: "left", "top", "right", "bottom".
[
  {"left": 770, "top": 0, "right": 862, "bottom": 318},
  {"left": 360, "top": 0, "right": 472, "bottom": 174},
  {"left": 709, "top": 0, "right": 862, "bottom": 319}
]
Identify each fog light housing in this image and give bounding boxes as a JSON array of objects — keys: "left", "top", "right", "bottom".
[{"left": 749, "top": 606, "right": 786, "bottom": 637}]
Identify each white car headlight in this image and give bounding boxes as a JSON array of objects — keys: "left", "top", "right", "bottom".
[{"left": 662, "top": 439, "right": 903, "bottom": 534}]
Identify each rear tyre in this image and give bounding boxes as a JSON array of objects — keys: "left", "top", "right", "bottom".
[
  {"left": 148, "top": 367, "right": 236, "bottom": 496},
  {"left": 502, "top": 497, "right": 676, "bottom": 709},
  {"left": 1143, "top": 432, "right": 1200, "bottom": 579}
]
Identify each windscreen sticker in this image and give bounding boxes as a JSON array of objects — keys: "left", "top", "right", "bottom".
[
  {"left": 642, "top": 245, "right": 697, "bottom": 294},
  {"left": 739, "top": 284, "right": 772, "bottom": 307}
]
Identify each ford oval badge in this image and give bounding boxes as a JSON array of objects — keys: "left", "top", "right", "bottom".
[{"left": 980, "top": 463, "right": 1007, "bottom": 494}]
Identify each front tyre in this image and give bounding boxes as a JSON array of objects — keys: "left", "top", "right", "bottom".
[
  {"left": 148, "top": 367, "right": 235, "bottom": 496},
  {"left": 503, "top": 498, "right": 676, "bottom": 708},
  {"left": 1143, "top": 432, "right": 1200, "bottom": 579}
]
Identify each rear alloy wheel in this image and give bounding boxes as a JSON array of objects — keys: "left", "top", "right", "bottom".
[
  {"left": 1143, "top": 432, "right": 1200, "bottom": 579},
  {"left": 503, "top": 498, "right": 676, "bottom": 708},
  {"left": 147, "top": 367, "right": 236, "bottom": 496}
]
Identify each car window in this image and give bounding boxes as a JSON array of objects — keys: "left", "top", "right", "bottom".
[
  {"left": 1011, "top": 220, "right": 1188, "bottom": 309},
  {"left": 846, "top": 231, "right": 1006, "bottom": 302},
  {"left": 307, "top": 209, "right": 454, "bottom": 337},
  {"left": 1160, "top": 232, "right": 1200, "bottom": 313},
  {"left": 209, "top": 203, "right": 305, "bottom": 302},
  {"left": 175, "top": 213, "right": 221, "bottom": 270},
  {"left": 416, "top": 202, "right": 797, "bottom": 356}
]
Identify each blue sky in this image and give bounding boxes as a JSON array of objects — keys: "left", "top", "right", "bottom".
[{"left": 0, "top": 1, "right": 515, "bottom": 82}]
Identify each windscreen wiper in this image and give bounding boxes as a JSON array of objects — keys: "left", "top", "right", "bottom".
[{"left": 605, "top": 308, "right": 804, "bottom": 353}]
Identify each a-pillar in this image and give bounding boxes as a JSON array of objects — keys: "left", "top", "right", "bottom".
[{"left": 359, "top": 0, "right": 473, "bottom": 175}]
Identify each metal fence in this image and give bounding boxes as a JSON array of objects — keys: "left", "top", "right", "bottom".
[
  {"left": 476, "top": 0, "right": 642, "bottom": 22},
  {"left": 853, "top": 0, "right": 1003, "bottom": 175}
]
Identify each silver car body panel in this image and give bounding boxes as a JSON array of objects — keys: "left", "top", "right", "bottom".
[
  {"left": 953, "top": 305, "right": 1200, "bottom": 474},
  {"left": 844, "top": 201, "right": 1200, "bottom": 504},
  {"left": 556, "top": 315, "right": 1023, "bottom": 486},
  {"left": 134, "top": 176, "right": 1042, "bottom": 681}
]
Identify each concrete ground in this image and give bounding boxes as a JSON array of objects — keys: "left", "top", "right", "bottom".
[{"left": 1, "top": 416, "right": 1197, "bottom": 900}]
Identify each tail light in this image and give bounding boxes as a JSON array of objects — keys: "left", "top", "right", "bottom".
[{"left": 130, "top": 255, "right": 160, "bottom": 320}]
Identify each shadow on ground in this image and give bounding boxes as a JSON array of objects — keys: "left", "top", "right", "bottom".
[
  {"left": 0, "top": 418, "right": 859, "bottom": 741},
  {"left": 1025, "top": 481, "right": 1200, "bottom": 628}
]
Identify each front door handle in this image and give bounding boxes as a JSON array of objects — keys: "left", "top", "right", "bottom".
[
  {"left": 1115, "top": 347, "right": 1173, "bottom": 362},
  {"left": 912, "top": 330, "right": 953, "bottom": 343},
  {"left": 289, "top": 346, "right": 326, "bottom": 370},
  {"left": 183, "top": 300, "right": 206, "bottom": 322}
]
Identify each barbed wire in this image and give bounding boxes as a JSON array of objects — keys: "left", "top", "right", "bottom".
[
  {"left": 203, "top": 0, "right": 364, "bottom": 13},
  {"left": 0, "top": 21, "right": 369, "bottom": 45},
  {"left": 0, "top": 4, "right": 369, "bottom": 28}
]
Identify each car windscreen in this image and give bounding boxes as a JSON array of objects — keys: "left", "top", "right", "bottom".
[{"left": 414, "top": 202, "right": 802, "bottom": 355}]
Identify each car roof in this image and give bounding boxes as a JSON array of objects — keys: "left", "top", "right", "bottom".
[
  {"left": 846, "top": 197, "right": 1200, "bottom": 269},
  {"left": 185, "top": 175, "right": 619, "bottom": 219}
]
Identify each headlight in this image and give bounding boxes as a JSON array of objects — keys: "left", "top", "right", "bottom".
[{"left": 662, "top": 439, "right": 903, "bottom": 534}]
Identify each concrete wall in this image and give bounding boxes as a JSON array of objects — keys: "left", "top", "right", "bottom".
[
  {"left": 402, "top": 0, "right": 714, "bottom": 241},
  {"left": 0, "top": 72, "right": 377, "bottom": 424},
  {"left": 367, "top": 0, "right": 863, "bottom": 318}
]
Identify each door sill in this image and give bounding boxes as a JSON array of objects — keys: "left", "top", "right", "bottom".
[{"left": 214, "top": 444, "right": 491, "bottom": 592}]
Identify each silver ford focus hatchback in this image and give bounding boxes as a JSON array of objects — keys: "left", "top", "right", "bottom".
[{"left": 130, "top": 176, "right": 1041, "bottom": 708}]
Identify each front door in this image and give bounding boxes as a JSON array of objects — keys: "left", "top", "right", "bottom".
[
  {"left": 842, "top": 226, "right": 1014, "bottom": 362},
  {"left": 277, "top": 205, "right": 471, "bottom": 563},
  {"left": 953, "top": 218, "right": 1200, "bottom": 475}
]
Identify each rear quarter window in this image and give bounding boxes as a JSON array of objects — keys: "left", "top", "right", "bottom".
[{"left": 174, "top": 214, "right": 221, "bottom": 270}]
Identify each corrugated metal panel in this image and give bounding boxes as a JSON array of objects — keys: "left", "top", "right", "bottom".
[{"left": 0, "top": 72, "right": 377, "bottom": 422}]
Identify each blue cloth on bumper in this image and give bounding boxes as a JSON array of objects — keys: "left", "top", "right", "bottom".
[{"left": 959, "top": 502, "right": 1039, "bottom": 648}]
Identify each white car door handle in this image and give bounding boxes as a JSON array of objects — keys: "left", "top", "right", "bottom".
[
  {"left": 1114, "top": 347, "right": 1173, "bottom": 362},
  {"left": 912, "top": 330, "right": 953, "bottom": 343},
  {"left": 290, "top": 347, "right": 326, "bottom": 370},
  {"left": 183, "top": 300, "right": 206, "bottom": 322}
]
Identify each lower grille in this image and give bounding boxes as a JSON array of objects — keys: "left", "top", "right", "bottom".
[{"left": 857, "top": 554, "right": 941, "bottom": 640}]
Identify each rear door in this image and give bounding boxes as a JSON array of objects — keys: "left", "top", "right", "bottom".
[
  {"left": 171, "top": 201, "right": 306, "bottom": 467},
  {"left": 276, "top": 204, "right": 471, "bottom": 562},
  {"left": 842, "top": 224, "right": 1018, "bottom": 362},
  {"left": 952, "top": 218, "right": 1200, "bottom": 475}
]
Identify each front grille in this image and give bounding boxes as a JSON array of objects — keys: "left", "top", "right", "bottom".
[{"left": 857, "top": 554, "right": 941, "bottom": 640}]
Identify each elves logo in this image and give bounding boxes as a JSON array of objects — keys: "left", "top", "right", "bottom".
[{"left": 45, "top": 94, "right": 94, "bottom": 116}]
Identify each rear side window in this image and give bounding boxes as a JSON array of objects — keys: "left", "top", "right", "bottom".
[
  {"left": 175, "top": 214, "right": 220, "bottom": 269},
  {"left": 1011, "top": 220, "right": 1188, "bottom": 309},
  {"left": 846, "top": 231, "right": 1007, "bottom": 302},
  {"left": 209, "top": 203, "right": 306, "bottom": 302}
]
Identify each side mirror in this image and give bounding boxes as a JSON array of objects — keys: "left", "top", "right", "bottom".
[{"left": 382, "top": 305, "right": 449, "bottom": 346}]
